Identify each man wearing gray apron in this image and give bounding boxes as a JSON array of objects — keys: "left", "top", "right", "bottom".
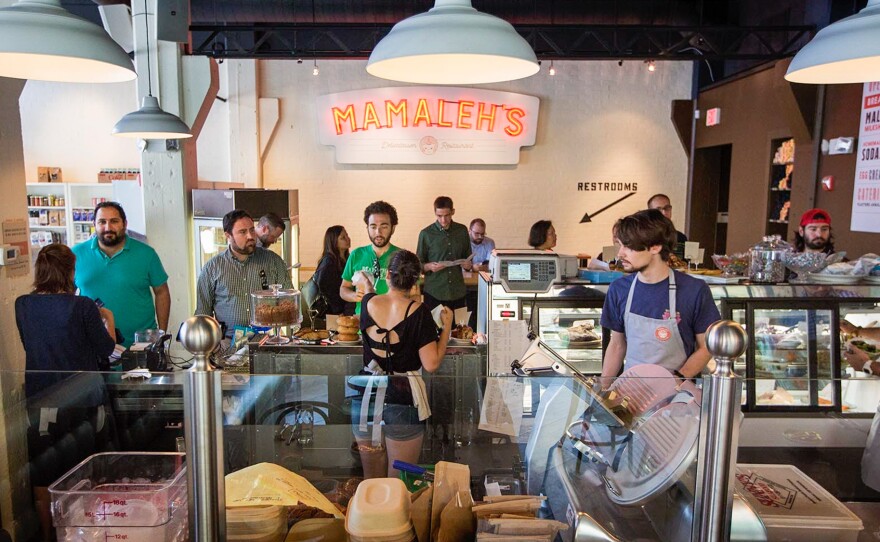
[{"left": 600, "top": 209, "right": 721, "bottom": 380}]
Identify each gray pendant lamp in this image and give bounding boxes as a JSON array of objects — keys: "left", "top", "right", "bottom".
[
  {"left": 366, "top": 0, "right": 539, "bottom": 85},
  {"left": 786, "top": 0, "right": 880, "bottom": 84},
  {"left": 0, "top": 0, "right": 135, "bottom": 82},
  {"left": 112, "top": 10, "right": 191, "bottom": 139}
]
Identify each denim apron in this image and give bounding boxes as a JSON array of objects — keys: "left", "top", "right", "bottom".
[{"left": 623, "top": 271, "right": 688, "bottom": 371}]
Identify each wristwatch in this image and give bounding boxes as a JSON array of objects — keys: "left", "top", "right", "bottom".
[{"left": 863, "top": 360, "right": 876, "bottom": 376}]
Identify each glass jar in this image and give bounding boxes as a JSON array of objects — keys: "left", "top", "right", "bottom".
[
  {"left": 749, "top": 235, "right": 792, "bottom": 283},
  {"left": 250, "top": 284, "right": 302, "bottom": 328}
]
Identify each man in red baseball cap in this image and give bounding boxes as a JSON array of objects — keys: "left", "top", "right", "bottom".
[{"left": 795, "top": 208, "right": 835, "bottom": 254}]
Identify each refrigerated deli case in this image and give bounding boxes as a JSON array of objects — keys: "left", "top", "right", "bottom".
[{"left": 477, "top": 272, "right": 880, "bottom": 413}]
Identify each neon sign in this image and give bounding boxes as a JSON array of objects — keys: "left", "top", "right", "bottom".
[{"left": 317, "top": 87, "right": 539, "bottom": 165}]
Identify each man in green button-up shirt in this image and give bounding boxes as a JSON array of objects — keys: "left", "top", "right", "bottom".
[{"left": 416, "top": 196, "right": 473, "bottom": 311}]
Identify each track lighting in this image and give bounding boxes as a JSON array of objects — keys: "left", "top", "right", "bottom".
[
  {"left": 646, "top": 59, "right": 656, "bottom": 72},
  {"left": 313, "top": 59, "right": 319, "bottom": 76},
  {"left": 548, "top": 61, "right": 556, "bottom": 76}
]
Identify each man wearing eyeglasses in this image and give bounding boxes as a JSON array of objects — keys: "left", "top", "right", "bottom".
[
  {"left": 340, "top": 201, "right": 401, "bottom": 314},
  {"left": 647, "top": 193, "right": 687, "bottom": 260},
  {"left": 468, "top": 218, "right": 495, "bottom": 272},
  {"left": 417, "top": 196, "right": 473, "bottom": 311}
]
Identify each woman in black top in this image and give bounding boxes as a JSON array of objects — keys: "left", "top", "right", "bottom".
[
  {"left": 15, "top": 243, "right": 117, "bottom": 487},
  {"left": 528, "top": 219, "right": 557, "bottom": 250},
  {"left": 313, "top": 225, "right": 353, "bottom": 315},
  {"left": 353, "top": 250, "right": 452, "bottom": 478}
]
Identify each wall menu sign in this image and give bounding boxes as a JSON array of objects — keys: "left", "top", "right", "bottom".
[
  {"left": 316, "top": 87, "right": 539, "bottom": 165},
  {"left": 852, "top": 81, "right": 880, "bottom": 233}
]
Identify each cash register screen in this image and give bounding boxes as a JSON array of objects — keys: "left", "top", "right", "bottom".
[{"left": 507, "top": 262, "right": 532, "bottom": 281}]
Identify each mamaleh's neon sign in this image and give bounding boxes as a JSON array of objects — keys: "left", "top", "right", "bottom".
[
  {"left": 331, "top": 99, "right": 526, "bottom": 137},
  {"left": 316, "top": 87, "right": 539, "bottom": 165}
]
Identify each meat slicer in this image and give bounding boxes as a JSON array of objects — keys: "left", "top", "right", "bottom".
[{"left": 513, "top": 340, "right": 766, "bottom": 542}]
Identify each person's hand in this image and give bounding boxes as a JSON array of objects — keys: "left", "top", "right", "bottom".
[
  {"left": 461, "top": 260, "right": 473, "bottom": 271},
  {"left": 840, "top": 319, "right": 860, "bottom": 336},
  {"left": 425, "top": 262, "right": 444, "bottom": 273},
  {"left": 439, "top": 306, "right": 453, "bottom": 329},
  {"left": 843, "top": 342, "right": 871, "bottom": 372}
]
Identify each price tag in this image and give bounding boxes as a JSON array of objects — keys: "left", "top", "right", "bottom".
[
  {"left": 697, "top": 248, "right": 705, "bottom": 263},
  {"left": 684, "top": 241, "right": 700, "bottom": 261}
]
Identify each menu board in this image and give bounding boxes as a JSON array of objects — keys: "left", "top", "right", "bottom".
[{"left": 851, "top": 81, "right": 880, "bottom": 233}]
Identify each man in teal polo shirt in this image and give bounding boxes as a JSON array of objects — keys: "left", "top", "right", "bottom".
[
  {"left": 340, "top": 201, "right": 401, "bottom": 315},
  {"left": 72, "top": 202, "right": 170, "bottom": 347}
]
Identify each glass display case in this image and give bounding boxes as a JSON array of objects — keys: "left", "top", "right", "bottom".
[{"left": 6, "top": 361, "right": 877, "bottom": 542}]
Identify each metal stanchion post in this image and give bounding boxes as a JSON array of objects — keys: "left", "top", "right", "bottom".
[
  {"left": 694, "top": 320, "right": 747, "bottom": 542},
  {"left": 180, "top": 315, "right": 226, "bottom": 541}
]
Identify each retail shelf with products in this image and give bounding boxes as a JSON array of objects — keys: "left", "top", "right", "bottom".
[
  {"left": 25, "top": 182, "right": 112, "bottom": 249},
  {"left": 766, "top": 137, "right": 795, "bottom": 238}
]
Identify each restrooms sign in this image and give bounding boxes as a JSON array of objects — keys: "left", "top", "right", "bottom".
[{"left": 316, "top": 87, "right": 539, "bottom": 165}]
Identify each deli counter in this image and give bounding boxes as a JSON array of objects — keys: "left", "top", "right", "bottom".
[{"left": 476, "top": 271, "right": 880, "bottom": 414}]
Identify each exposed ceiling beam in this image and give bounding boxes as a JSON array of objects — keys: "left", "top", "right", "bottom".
[{"left": 190, "top": 23, "right": 814, "bottom": 61}]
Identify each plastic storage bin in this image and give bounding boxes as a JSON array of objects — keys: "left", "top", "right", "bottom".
[
  {"left": 735, "top": 464, "right": 863, "bottom": 542},
  {"left": 577, "top": 270, "right": 624, "bottom": 283},
  {"left": 49, "top": 452, "right": 187, "bottom": 542}
]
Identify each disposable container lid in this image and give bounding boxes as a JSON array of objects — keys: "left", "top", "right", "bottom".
[
  {"left": 734, "top": 464, "right": 863, "bottom": 531},
  {"left": 227, "top": 505, "right": 285, "bottom": 536},
  {"left": 345, "top": 478, "right": 412, "bottom": 539}
]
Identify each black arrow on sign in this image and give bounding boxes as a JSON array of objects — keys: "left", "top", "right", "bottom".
[{"left": 580, "top": 192, "right": 637, "bottom": 223}]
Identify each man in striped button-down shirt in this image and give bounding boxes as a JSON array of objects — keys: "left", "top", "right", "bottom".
[{"left": 196, "top": 210, "right": 293, "bottom": 337}]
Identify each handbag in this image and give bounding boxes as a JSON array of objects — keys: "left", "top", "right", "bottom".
[{"left": 302, "top": 275, "right": 331, "bottom": 320}]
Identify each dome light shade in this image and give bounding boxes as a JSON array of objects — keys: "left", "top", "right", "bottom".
[
  {"left": 112, "top": 96, "right": 192, "bottom": 139},
  {"left": 786, "top": 0, "right": 880, "bottom": 84},
  {"left": 0, "top": 0, "right": 135, "bottom": 83},
  {"left": 366, "top": 0, "right": 538, "bottom": 85}
]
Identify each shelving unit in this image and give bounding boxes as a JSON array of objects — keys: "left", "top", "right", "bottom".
[
  {"left": 26, "top": 182, "right": 113, "bottom": 252},
  {"left": 766, "top": 137, "right": 795, "bottom": 237}
]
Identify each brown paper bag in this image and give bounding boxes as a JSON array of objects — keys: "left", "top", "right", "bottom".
[
  {"left": 411, "top": 485, "right": 434, "bottom": 542},
  {"left": 436, "top": 490, "right": 476, "bottom": 542}
]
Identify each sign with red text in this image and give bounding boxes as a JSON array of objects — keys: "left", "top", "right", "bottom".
[
  {"left": 316, "top": 87, "right": 539, "bottom": 165},
  {"left": 852, "top": 81, "right": 880, "bottom": 233}
]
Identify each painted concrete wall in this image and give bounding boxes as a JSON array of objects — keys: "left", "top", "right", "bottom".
[
  {"left": 234, "top": 59, "right": 694, "bottom": 268},
  {"left": 19, "top": 80, "right": 140, "bottom": 182}
]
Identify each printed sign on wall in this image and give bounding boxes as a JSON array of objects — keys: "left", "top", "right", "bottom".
[
  {"left": 316, "top": 87, "right": 539, "bottom": 165},
  {"left": 851, "top": 81, "right": 880, "bottom": 233}
]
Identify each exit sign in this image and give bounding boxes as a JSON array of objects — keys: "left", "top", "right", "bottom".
[{"left": 706, "top": 107, "right": 721, "bottom": 126}]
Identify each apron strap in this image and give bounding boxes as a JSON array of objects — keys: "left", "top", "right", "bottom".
[{"left": 668, "top": 270, "right": 677, "bottom": 324}]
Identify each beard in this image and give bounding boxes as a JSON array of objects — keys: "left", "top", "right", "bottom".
[
  {"left": 230, "top": 239, "right": 256, "bottom": 256},
  {"left": 370, "top": 234, "right": 391, "bottom": 248},
  {"left": 472, "top": 238, "right": 483, "bottom": 245},
  {"left": 805, "top": 236, "right": 828, "bottom": 250},
  {"left": 100, "top": 230, "right": 125, "bottom": 247},
  {"left": 620, "top": 260, "right": 648, "bottom": 274}
]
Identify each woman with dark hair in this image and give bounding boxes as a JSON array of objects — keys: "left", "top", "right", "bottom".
[
  {"left": 313, "top": 225, "right": 353, "bottom": 316},
  {"left": 15, "top": 243, "right": 117, "bottom": 497},
  {"left": 352, "top": 250, "right": 452, "bottom": 478},
  {"left": 528, "top": 219, "right": 557, "bottom": 250}
]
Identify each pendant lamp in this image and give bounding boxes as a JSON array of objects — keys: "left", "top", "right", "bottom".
[
  {"left": 112, "top": 9, "right": 191, "bottom": 139},
  {"left": 0, "top": 0, "right": 135, "bottom": 83},
  {"left": 366, "top": 0, "right": 539, "bottom": 85},
  {"left": 785, "top": 0, "right": 880, "bottom": 84}
]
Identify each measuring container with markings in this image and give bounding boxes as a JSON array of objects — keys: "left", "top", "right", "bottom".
[{"left": 49, "top": 452, "right": 187, "bottom": 542}]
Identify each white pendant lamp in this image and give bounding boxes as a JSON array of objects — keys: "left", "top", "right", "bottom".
[
  {"left": 785, "top": 0, "right": 880, "bottom": 84},
  {"left": 112, "top": 9, "right": 191, "bottom": 139},
  {"left": 0, "top": 0, "right": 135, "bottom": 83},
  {"left": 366, "top": 0, "right": 539, "bottom": 85}
]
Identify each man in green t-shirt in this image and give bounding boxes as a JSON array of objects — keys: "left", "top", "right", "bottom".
[{"left": 340, "top": 201, "right": 401, "bottom": 314}]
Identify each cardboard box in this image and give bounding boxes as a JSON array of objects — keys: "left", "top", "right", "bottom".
[{"left": 37, "top": 167, "right": 63, "bottom": 183}]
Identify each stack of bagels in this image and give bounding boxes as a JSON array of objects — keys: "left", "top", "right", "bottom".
[{"left": 337, "top": 315, "right": 360, "bottom": 342}]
